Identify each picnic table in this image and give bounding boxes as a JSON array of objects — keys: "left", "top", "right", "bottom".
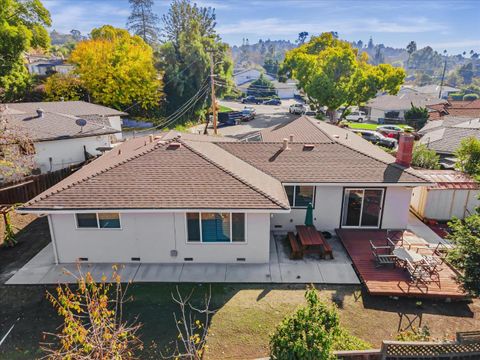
[
  {"left": 295, "top": 225, "right": 333, "bottom": 259},
  {"left": 393, "top": 247, "right": 424, "bottom": 264}
]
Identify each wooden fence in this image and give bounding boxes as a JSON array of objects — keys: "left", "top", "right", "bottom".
[{"left": 0, "top": 164, "right": 82, "bottom": 205}]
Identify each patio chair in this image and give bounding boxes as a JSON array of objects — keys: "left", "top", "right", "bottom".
[
  {"left": 406, "top": 259, "right": 431, "bottom": 285},
  {"left": 370, "top": 240, "right": 397, "bottom": 268}
]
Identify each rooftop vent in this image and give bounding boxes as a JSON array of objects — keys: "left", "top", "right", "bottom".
[
  {"left": 167, "top": 142, "right": 182, "bottom": 150},
  {"left": 289, "top": 134, "right": 294, "bottom": 142},
  {"left": 36, "top": 108, "right": 45, "bottom": 118},
  {"left": 332, "top": 134, "right": 340, "bottom": 139},
  {"left": 282, "top": 138, "right": 290, "bottom": 151},
  {"left": 303, "top": 144, "right": 315, "bottom": 151}
]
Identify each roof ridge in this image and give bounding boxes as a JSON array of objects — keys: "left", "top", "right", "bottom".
[
  {"left": 179, "top": 140, "right": 289, "bottom": 210},
  {"left": 26, "top": 137, "right": 177, "bottom": 207},
  {"left": 305, "top": 117, "right": 337, "bottom": 143}
]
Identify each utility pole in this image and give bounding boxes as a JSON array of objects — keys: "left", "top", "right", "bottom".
[
  {"left": 208, "top": 50, "right": 217, "bottom": 135},
  {"left": 439, "top": 58, "right": 447, "bottom": 99}
]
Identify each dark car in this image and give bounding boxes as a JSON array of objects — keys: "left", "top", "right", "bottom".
[
  {"left": 241, "top": 96, "right": 262, "bottom": 104},
  {"left": 263, "top": 98, "right": 282, "bottom": 105},
  {"left": 304, "top": 110, "right": 317, "bottom": 116},
  {"left": 354, "top": 130, "right": 397, "bottom": 149},
  {"left": 241, "top": 107, "right": 256, "bottom": 121}
]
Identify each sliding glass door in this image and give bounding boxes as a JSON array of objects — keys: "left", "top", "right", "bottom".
[{"left": 341, "top": 188, "right": 384, "bottom": 228}]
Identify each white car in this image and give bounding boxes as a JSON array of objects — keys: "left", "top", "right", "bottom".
[
  {"left": 345, "top": 111, "right": 367, "bottom": 122},
  {"left": 289, "top": 103, "right": 306, "bottom": 115}
]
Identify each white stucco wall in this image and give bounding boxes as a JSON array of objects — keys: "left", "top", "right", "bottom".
[
  {"left": 49, "top": 212, "right": 271, "bottom": 264},
  {"left": 271, "top": 185, "right": 412, "bottom": 232},
  {"left": 34, "top": 135, "right": 112, "bottom": 173},
  {"left": 107, "top": 116, "right": 123, "bottom": 140}
]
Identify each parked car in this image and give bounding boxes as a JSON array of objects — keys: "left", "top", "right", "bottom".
[
  {"left": 304, "top": 110, "right": 317, "bottom": 116},
  {"left": 377, "top": 125, "right": 421, "bottom": 140},
  {"left": 289, "top": 103, "right": 306, "bottom": 115},
  {"left": 354, "top": 130, "right": 397, "bottom": 149},
  {"left": 241, "top": 96, "right": 262, "bottom": 104},
  {"left": 241, "top": 107, "right": 256, "bottom": 121},
  {"left": 263, "top": 98, "right": 282, "bottom": 105},
  {"left": 345, "top": 111, "right": 367, "bottom": 122}
]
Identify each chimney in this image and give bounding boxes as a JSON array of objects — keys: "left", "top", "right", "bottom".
[
  {"left": 149, "top": 134, "right": 154, "bottom": 143},
  {"left": 36, "top": 108, "right": 45, "bottom": 118},
  {"left": 289, "top": 134, "right": 294, "bottom": 143},
  {"left": 282, "top": 138, "right": 290, "bottom": 151},
  {"left": 396, "top": 133, "right": 414, "bottom": 167}
]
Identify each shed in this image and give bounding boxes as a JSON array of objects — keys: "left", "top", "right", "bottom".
[{"left": 410, "top": 170, "right": 479, "bottom": 221}]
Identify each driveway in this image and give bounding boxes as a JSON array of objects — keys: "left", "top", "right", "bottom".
[{"left": 191, "top": 99, "right": 301, "bottom": 139}]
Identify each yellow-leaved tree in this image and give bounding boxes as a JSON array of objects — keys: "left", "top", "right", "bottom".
[{"left": 70, "top": 25, "right": 163, "bottom": 111}]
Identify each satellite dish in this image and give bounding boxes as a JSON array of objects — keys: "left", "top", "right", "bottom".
[
  {"left": 75, "top": 118, "right": 87, "bottom": 133},
  {"left": 75, "top": 118, "right": 87, "bottom": 127}
]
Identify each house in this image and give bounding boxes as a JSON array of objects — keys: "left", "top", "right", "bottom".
[
  {"left": 414, "top": 84, "right": 460, "bottom": 99},
  {"left": 2, "top": 101, "right": 126, "bottom": 173},
  {"left": 271, "top": 79, "right": 299, "bottom": 99},
  {"left": 410, "top": 170, "right": 479, "bottom": 221},
  {"left": 418, "top": 116, "right": 480, "bottom": 168},
  {"left": 233, "top": 68, "right": 274, "bottom": 86},
  {"left": 366, "top": 93, "right": 447, "bottom": 123},
  {"left": 26, "top": 58, "right": 74, "bottom": 75},
  {"left": 425, "top": 99, "right": 480, "bottom": 120},
  {"left": 18, "top": 116, "right": 430, "bottom": 265}
]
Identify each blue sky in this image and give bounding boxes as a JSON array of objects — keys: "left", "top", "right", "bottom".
[{"left": 44, "top": 0, "right": 480, "bottom": 54}]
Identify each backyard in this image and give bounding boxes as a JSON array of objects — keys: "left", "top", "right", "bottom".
[
  {"left": 1, "top": 214, "right": 479, "bottom": 359},
  {"left": 343, "top": 122, "right": 412, "bottom": 130}
]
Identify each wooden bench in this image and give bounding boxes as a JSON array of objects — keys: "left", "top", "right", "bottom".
[
  {"left": 287, "top": 232, "right": 303, "bottom": 259},
  {"left": 318, "top": 232, "right": 333, "bottom": 259}
]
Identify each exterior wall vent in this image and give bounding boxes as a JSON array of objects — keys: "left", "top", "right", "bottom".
[
  {"left": 131, "top": 257, "right": 141, "bottom": 261},
  {"left": 184, "top": 257, "right": 193, "bottom": 261},
  {"left": 78, "top": 257, "right": 88, "bottom": 262},
  {"left": 274, "top": 225, "right": 282, "bottom": 228},
  {"left": 170, "top": 250, "right": 178, "bottom": 257},
  {"left": 236, "top": 258, "right": 246, "bottom": 262}
]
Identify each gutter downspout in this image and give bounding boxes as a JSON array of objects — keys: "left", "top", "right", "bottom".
[{"left": 47, "top": 215, "right": 59, "bottom": 265}]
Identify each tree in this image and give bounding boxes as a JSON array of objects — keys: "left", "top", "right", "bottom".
[
  {"left": 447, "top": 213, "right": 480, "bottom": 297},
  {"left": 0, "top": 106, "right": 35, "bottom": 183},
  {"left": 69, "top": 29, "right": 82, "bottom": 41},
  {"left": 161, "top": 0, "right": 216, "bottom": 45},
  {"left": 406, "top": 41, "right": 417, "bottom": 68},
  {"left": 158, "top": 0, "right": 233, "bottom": 121},
  {"left": 247, "top": 74, "right": 276, "bottom": 97},
  {"left": 411, "top": 143, "right": 440, "bottom": 169},
  {"left": 41, "top": 266, "right": 142, "bottom": 359},
  {"left": 127, "top": 0, "right": 160, "bottom": 46},
  {"left": 280, "top": 33, "right": 405, "bottom": 121},
  {"left": 367, "top": 36, "right": 374, "bottom": 49},
  {"left": 297, "top": 31, "right": 309, "bottom": 45},
  {"left": 269, "top": 287, "right": 370, "bottom": 359},
  {"left": 70, "top": 25, "right": 163, "bottom": 111},
  {"left": 44, "top": 73, "right": 88, "bottom": 101},
  {"left": 455, "top": 137, "right": 480, "bottom": 179},
  {"left": 458, "top": 62, "right": 474, "bottom": 84},
  {"left": 0, "top": 0, "right": 51, "bottom": 101},
  {"left": 404, "top": 103, "right": 429, "bottom": 130}
]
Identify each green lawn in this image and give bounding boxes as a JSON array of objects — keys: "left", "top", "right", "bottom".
[
  {"left": 344, "top": 122, "right": 412, "bottom": 130},
  {"left": 218, "top": 104, "right": 234, "bottom": 113}
]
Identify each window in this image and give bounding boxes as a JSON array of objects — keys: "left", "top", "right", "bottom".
[
  {"left": 341, "top": 188, "right": 384, "bottom": 228},
  {"left": 76, "top": 213, "right": 121, "bottom": 229},
  {"left": 186, "top": 212, "right": 246, "bottom": 243},
  {"left": 284, "top": 186, "right": 315, "bottom": 208}
]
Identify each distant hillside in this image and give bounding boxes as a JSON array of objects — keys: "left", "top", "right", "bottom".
[
  {"left": 50, "top": 30, "right": 86, "bottom": 45},
  {"left": 231, "top": 39, "right": 296, "bottom": 71}
]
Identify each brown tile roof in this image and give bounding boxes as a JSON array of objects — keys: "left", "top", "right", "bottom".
[
  {"left": 448, "top": 99, "right": 480, "bottom": 109},
  {"left": 445, "top": 108, "right": 480, "bottom": 118},
  {"left": 21, "top": 135, "right": 289, "bottom": 211},
  {"left": 420, "top": 127, "right": 480, "bottom": 155},
  {"left": 218, "top": 142, "right": 427, "bottom": 184},
  {"left": 260, "top": 116, "right": 333, "bottom": 143},
  {"left": 5, "top": 101, "right": 127, "bottom": 117},
  {"left": 5, "top": 112, "right": 119, "bottom": 141}
]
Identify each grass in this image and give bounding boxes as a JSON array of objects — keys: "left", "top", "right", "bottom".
[
  {"left": 344, "top": 122, "right": 412, "bottom": 130},
  {"left": 1, "top": 217, "right": 480, "bottom": 359},
  {"left": 218, "top": 105, "right": 234, "bottom": 113}
]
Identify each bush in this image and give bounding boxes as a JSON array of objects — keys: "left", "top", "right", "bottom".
[
  {"left": 455, "top": 137, "right": 480, "bottom": 178},
  {"left": 44, "top": 73, "right": 88, "bottom": 101},
  {"left": 411, "top": 143, "right": 440, "bottom": 169},
  {"left": 450, "top": 92, "right": 464, "bottom": 100},
  {"left": 463, "top": 93, "right": 479, "bottom": 101},
  {"left": 269, "top": 288, "right": 371, "bottom": 359},
  {"left": 396, "top": 326, "right": 432, "bottom": 342},
  {"left": 404, "top": 103, "right": 429, "bottom": 130}
]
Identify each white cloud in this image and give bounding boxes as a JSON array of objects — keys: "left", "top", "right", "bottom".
[{"left": 423, "top": 39, "right": 480, "bottom": 50}]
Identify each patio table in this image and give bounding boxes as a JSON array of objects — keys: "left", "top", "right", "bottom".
[
  {"left": 296, "top": 225, "right": 324, "bottom": 257},
  {"left": 393, "top": 247, "right": 424, "bottom": 264}
]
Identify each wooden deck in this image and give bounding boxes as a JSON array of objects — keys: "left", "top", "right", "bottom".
[{"left": 336, "top": 229, "right": 467, "bottom": 299}]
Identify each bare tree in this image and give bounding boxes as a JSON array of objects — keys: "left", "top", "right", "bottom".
[{"left": 163, "top": 286, "right": 214, "bottom": 360}]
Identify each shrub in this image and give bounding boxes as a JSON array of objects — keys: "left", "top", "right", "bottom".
[
  {"left": 269, "top": 288, "right": 371, "bottom": 359},
  {"left": 449, "top": 93, "right": 464, "bottom": 100},
  {"left": 455, "top": 137, "right": 480, "bottom": 178},
  {"left": 404, "top": 103, "right": 429, "bottom": 130},
  {"left": 463, "top": 93, "right": 479, "bottom": 101},
  {"left": 411, "top": 143, "right": 440, "bottom": 169},
  {"left": 396, "top": 325, "right": 432, "bottom": 342}
]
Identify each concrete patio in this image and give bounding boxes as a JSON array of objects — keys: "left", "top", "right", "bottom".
[{"left": 6, "top": 233, "right": 360, "bottom": 285}]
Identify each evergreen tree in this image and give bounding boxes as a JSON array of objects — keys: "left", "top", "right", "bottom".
[{"left": 127, "top": 0, "right": 160, "bottom": 45}]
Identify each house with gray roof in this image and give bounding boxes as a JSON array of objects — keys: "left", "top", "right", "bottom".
[
  {"left": 2, "top": 101, "right": 126, "bottom": 174},
  {"left": 366, "top": 93, "right": 447, "bottom": 123},
  {"left": 17, "top": 116, "right": 430, "bottom": 266},
  {"left": 419, "top": 116, "right": 480, "bottom": 168}
]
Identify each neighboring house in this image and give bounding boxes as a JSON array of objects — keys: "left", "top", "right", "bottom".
[
  {"left": 426, "top": 99, "right": 480, "bottom": 120},
  {"left": 26, "top": 59, "right": 75, "bottom": 75},
  {"left": 18, "top": 116, "right": 430, "bottom": 265},
  {"left": 418, "top": 116, "right": 480, "bottom": 168},
  {"left": 414, "top": 84, "right": 460, "bottom": 99},
  {"left": 233, "top": 68, "right": 274, "bottom": 86},
  {"left": 271, "top": 79, "right": 299, "bottom": 99},
  {"left": 411, "top": 170, "right": 479, "bottom": 221},
  {"left": 3, "top": 101, "right": 126, "bottom": 173},
  {"left": 366, "top": 93, "right": 448, "bottom": 123}
]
